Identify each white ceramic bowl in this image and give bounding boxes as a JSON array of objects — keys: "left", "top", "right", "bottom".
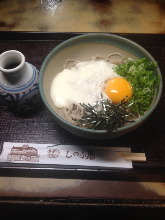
[{"left": 39, "top": 33, "right": 162, "bottom": 139}]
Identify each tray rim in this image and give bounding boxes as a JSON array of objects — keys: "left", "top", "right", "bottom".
[{"left": 0, "top": 31, "right": 165, "bottom": 181}]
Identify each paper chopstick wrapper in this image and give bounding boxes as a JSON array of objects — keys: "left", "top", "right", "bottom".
[{"left": 0, "top": 142, "right": 145, "bottom": 169}]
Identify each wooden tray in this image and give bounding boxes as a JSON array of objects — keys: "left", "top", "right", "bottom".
[{"left": 0, "top": 32, "right": 165, "bottom": 181}]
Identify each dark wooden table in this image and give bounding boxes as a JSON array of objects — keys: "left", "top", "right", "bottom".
[{"left": 0, "top": 32, "right": 165, "bottom": 219}]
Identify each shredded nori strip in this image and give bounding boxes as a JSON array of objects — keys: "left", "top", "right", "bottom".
[{"left": 77, "top": 98, "right": 134, "bottom": 132}]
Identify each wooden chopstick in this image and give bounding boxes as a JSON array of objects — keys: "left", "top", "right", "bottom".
[{"left": 118, "top": 152, "right": 146, "bottom": 162}]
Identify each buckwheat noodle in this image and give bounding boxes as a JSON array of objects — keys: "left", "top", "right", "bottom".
[{"left": 57, "top": 54, "right": 137, "bottom": 127}]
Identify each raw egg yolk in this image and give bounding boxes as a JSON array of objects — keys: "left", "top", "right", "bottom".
[{"left": 105, "top": 77, "right": 132, "bottom": 104}]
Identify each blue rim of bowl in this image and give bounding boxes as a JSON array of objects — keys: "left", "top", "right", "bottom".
[{"left": 39, "top": 33, "right": 163, "bottom": 134}]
